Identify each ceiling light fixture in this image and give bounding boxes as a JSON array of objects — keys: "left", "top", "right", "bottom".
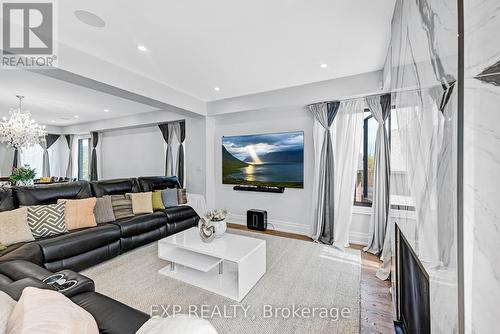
[
  {"left": 137, "top": 45, "right": 148, "bottom": 52},
  {"left": 104, "top": 109, "right": 109, "bottom": 113},
  {"left": 73, "top": 115, "right": 79, "bottom": 119},
  {"left": 320, "top": 63, "right": 328, "bottom": 68},
  {"left": 50, "top": 120, "right": 56, "bottom": 123},
  {"left": 74, "top": 10, "right": 106, "bottom": 28},
  {"left": 214, "top": 87, "right": 220, "bottom": 92}
]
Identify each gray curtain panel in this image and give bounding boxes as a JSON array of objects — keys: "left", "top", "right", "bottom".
[
  {"left": 158, "top": 123, "right": 169, "bottom": 175},
  {"left": 309, "top": 101, "right": 340, "bottom": 245},
  {"left": 167, "top": 122, "right": 181, "bottom": 176},
  {"left": 12, "top": 148, "right": 19, "bottom": 170},
  {"left": 364, "top": 94, "right": 391, "bottom": 255},
  {"left": 90, "top": 132, "right": 99, "bottom": 181},
  {"left": 41, "top": 134, "right": 60, "bottom": 177},
  {"left": 65, "top": 135, "right": 74, "bottom": 178},
  {"left": 177, "top": 121, "right": 186, "bottom": 187}
]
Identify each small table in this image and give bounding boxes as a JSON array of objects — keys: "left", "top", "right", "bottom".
[{"left": 158, "top": 227, "right": 266, "bottom": 302}]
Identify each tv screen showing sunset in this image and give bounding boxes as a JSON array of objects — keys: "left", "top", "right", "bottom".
[{"left": 222, "top": 131, "right": 304, "bottom": 188}]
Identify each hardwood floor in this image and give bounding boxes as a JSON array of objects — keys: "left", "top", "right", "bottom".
[{"left": 227, "top": 224, "right": 394, "bottom": 334}]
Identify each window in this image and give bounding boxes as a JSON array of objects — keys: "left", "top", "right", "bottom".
[
  {"left": 78, "top": 138, "right": 91, "bottom": 180},
  {"left": 354, "top": 109, "right": 393, "bottom": 206}
]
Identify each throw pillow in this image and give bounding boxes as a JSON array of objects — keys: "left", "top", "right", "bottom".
[
  {"left": 152, "top": 191, "right": 165, "bottom": 211},
  {"left": 27, "top": 202, "right": 67, "bottom": 239},
  {"left": 57, "top": 198, "right": 97, "bottom": 230},
  {"left": 94, "top": 196, "right": 116, "bottom": 224},
  {"left": 127, "top": 192, "right": 153, "bottom": 215},
  {"left": 0, "top": 242, "right": 6, "bottom": 251},
  {"left": 161, "top": 188, "right": 179, "bottom": 208},
  {"left": 177, "top": 188, "right": 188, "bottom": 205},
  {"left": 110, "top": 195, "right": 134, "bottom": 220},
  {"left": 7, "top": 287, "right": 98, "bottom": 334},
  {"left": 0, "top": 291, "right": 16, "bottom": 334},
  {"left": 0, "top": 207, "right": 35, "bottom": 246},
  {"left": 136, "top": 314, "right": 218, "bottom": 334}
]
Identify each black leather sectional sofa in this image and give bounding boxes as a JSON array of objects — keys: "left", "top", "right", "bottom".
[{"left": 0, "top": 176, "right": 200, "bottom": 334}]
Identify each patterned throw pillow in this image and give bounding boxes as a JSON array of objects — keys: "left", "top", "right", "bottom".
[
  {"left": 152, "top": 192, "right": 165, "bottom": 211},
  {"left": 27, "top": 203, "right": 67, "bottom": 239},
  {"left": 160, "top": 188, "right": 179, "bottom": 207},
  {"left": 110, "top": 195, "right": 134, "bottom": 220},
  {"left": 177, "top": 188, "right": 188, "bottom": 205},
  {"left": 94, "top": 196, "right": 115, "bottom": 224}
]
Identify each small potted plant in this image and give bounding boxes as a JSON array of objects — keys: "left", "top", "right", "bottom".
[
  {"left": 205, "top": 209, "right": 228, "bottom": 238},
  {"left": 10, "top": 165, "right": 36, "bottom": 186}
]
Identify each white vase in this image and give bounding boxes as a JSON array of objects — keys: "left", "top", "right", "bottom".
[
  {"left": 16, "top": 179, "right": 34, "bottom": 186},
  {"left": 212, "top": 220, "right": 227, "bottom": 238}
]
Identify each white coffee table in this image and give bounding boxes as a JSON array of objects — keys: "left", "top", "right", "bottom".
[{"left": 157, "top": 227, "right": 266, "bottom": 302}]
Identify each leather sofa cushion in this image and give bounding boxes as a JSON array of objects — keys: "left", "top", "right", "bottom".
[
  {"left": 0, "top": 260, "right": 52, "bottom": 282},
  {"left": 137, "top": 176, "right": 180, "bottom": 192},
  {"left": 71, "top": 292, "right": 149, "bottom": 334},
  {"left": 113, "top": 212, "right": 167, "bottom": 238},
  {"left": 0, "top": 242, "right": 44, "bottom": 266},
  {"left": 13, "top": 181, "right": 92, "bottom": 206},
  {"left": 0, "top": 188, "right": 16, "bottom": 212},
  {"left": 90, "top": 179, "right": 139, "bottom": 197},
  {"left": 37, "top": 224, "right": 121, "bottom": 262},
  {"left": 164, "top": 206, "right": 199, "bottom": 224}
]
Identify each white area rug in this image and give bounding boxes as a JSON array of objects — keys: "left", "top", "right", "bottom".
[{"left": 82, "top": 230, "right": 361, "bottom": 334}]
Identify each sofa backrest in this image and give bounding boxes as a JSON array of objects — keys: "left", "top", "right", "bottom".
[
  {"left": 137, "top": 176, "right": 180, "bottom": 192},
  {"left": 90, "top": 178, "right": 140, "bottom": 197},
  {"left": 13, "top": 181, "right": 92, "bottom": 206},
  {"left": 0, "top": 187, "right": 16, "bottom": 212}
]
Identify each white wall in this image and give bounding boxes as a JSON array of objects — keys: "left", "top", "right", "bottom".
[{"left": 207, "top": 71, "right": 384, "bottom": 239}]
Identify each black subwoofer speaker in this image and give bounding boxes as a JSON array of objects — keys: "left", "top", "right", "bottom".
[{"left": 247, "top": 209, "right": 267, "bottom": 231}]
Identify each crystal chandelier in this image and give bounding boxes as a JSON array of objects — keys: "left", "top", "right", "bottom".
[{"left": 0, "top": 95, "right": 47, "bottom": 150}]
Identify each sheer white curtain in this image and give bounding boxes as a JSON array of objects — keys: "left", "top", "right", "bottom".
[
  {"left": 20, "top": 145, "right": 44, "bottom": 178},
  {"left": 311, "top": 99, "right": 364, "bottom": 246},
  {"left": 331, "top": 99, "right": 364, "bottom": 247},
  {"left": 166, "top": 123, "right": 181, "bottom": 176}
]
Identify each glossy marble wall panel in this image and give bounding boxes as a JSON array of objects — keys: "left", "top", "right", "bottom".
[
  {"left": 464, "top": 0, "right": 500, "bottom": 332},
  {"left": 388, "top": 0, "right": 459, "bottom": 332}
]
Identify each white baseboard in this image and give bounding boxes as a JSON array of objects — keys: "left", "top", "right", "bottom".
[
  {"left": 349, "top": 231, "right": 371, "bottom": 246},
  {"left": 229, "top": 213, "right": 370, "bottom": 246},
  {"left": 228, "top": 214, "right": 311, "bottom": 237}
]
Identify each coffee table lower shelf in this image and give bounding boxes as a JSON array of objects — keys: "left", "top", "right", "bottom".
[{"left": 158, "top": 261, "right": 240, "bottom": 301}]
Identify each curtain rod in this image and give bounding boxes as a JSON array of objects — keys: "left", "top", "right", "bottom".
[{"left": 306, "top": 91, "right": 391, "bottom": 107}]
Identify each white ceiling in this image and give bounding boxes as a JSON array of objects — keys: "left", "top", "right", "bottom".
[
  {"left": 58, "top": 0, "right": 396, "bottom": 101},
  {"left": 0, "top": 70, "right": 158, "bottom": 126}
]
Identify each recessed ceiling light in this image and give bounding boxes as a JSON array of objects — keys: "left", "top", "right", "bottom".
[
  {"left": 214, "top": 87, "right": 220, "bottom": 92},
  {"left": 50, "top": 120, "right": 55, "bottom": 123},
  {"left": 137, "top": 45, "right": 148, "bottom": 52},
  {"left": 320, "top": 63, "right": 328, "bottom": 68},
  {"left": 104, "top": 109, "right": 109, "bottom": 113},
  {"left": 73, "top": 115, "right": 79, "bottom": 119},
  {"left": 74, "top": 10, "right": 106, "bottom": 28}
]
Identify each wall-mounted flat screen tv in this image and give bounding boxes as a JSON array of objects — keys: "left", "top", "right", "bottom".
[{"left": 222, "top": 131, "right": 304, "bottom": 188}]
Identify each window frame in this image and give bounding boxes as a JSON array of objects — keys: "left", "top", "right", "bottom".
[
  {"left": 77, "top": 137, "right": 91, "bottom": 181},
  {"left": 353, "top": 109, "right": 392, "bottom": 207}
]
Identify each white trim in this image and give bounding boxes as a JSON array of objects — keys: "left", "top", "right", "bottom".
[
  {"left": 349, "top": 231, "right": 371, "bottom": 246},
  {"left": 228, "top": 213, "right": 311, "bottom": 237}
]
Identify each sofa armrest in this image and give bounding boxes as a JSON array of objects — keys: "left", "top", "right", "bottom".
[{"left": 0, "top": 277, "right": 56, "bottom": 300}]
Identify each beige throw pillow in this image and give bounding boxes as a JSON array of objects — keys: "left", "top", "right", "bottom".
[
  {"left": 58, "top": 198, "right": 97, "bottom": 230},
  {"left": 0, "top": 207, "right": 34, "bottom": 246},
  {"left": 7, "top": 287, "right": 98, "bottom": 334},
  {"left": 127, "top": 192, "right": 153, "bottom": 215},
  {"left": 0, "top": 291, "right": 16, "bottom": 334}
]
